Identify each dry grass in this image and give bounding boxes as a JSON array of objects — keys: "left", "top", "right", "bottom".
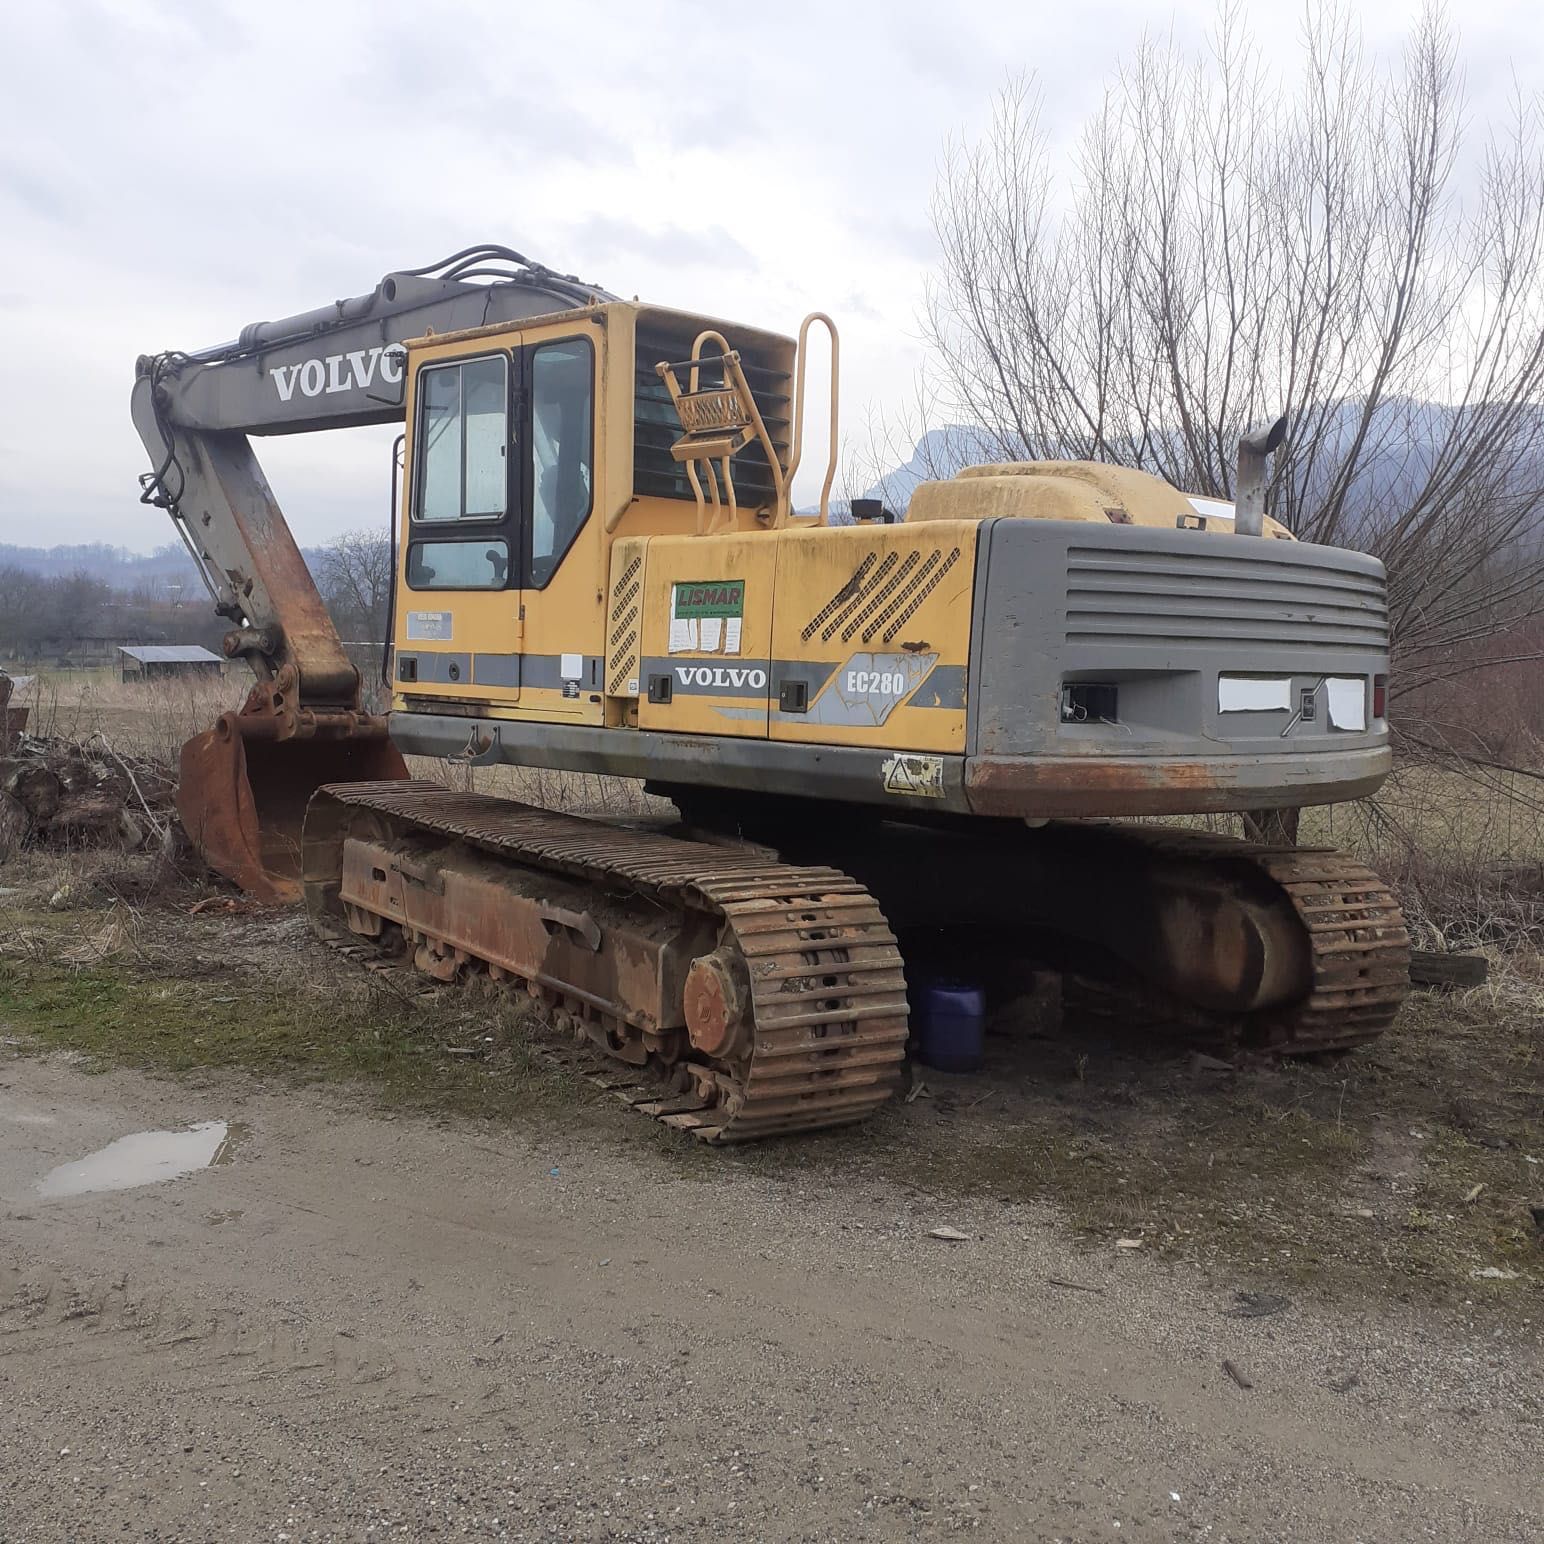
[
  {"left": 19, "top": 670, "right": 245, "bottom": 765},
  {"left": 405, "top": 757, "right": 672, "bottom": 820}
]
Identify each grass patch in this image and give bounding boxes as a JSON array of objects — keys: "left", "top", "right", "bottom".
[
  {"left": 2, "top": 879, "right": 1539, "bottom": 1309},
  {"left": 724, "top": 977, "right": 1544, "bottom": 1307},
  {"left": 0, "top": 921, "right": 596, "bottom": 1129}
]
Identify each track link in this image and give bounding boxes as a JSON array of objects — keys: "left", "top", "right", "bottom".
[
  {"left": 1064, "top": 829, "right": 1408, "bottom": 1053},
  {"left": 305, "top": 781, "right": 908, "bottom": 1141}
]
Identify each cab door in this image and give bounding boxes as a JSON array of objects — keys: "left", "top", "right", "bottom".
[
  {"left": 396, "top": 340, "right": 525, "bottom": 707},
  {"left": 511, "top": 327, "right": 605, "bottom": 720}
]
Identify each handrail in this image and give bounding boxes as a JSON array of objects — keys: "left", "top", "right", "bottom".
[{"left": 781, "top": 313, "right": 839, "bottom": 527}]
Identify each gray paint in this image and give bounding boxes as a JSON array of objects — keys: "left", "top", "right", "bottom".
[
  {"left": 472, "top": 653, "right": 522, "bottom": 688},
  {"left": 401, "top": 651, "right": 471, "bottom": 685},
  {"left": 518, "top": 654, "right": 603, "bottom": 690},
  {"left": 639, "top": 653, "right": 965, "bottom": 716},
  {"left": 769, "top": 660, "right": 839, "bottom": 706},
  {"left": 390, "top": 708, "right": 1389, "bottom": 817},
  {"left": 161, "top": 266, "right": 614, "bottom": 437},
  {"left": 643, "top": 657, "right": 771, "bottom": 698},
  {"left": 793, "top": 652, "right": 939, "bottom": 728},
  {"left": 397, "top": 652, "right": 603, "bottom": 692},
  {"left": 391, "top": 711, "right": 975, "bottom": 813},
  {"left": 964, "top": 522, "right": 995, "bottom": 751},
  {"left": 907, "top": 664, "right": 966, "bottom": 711},
  {"left": 967, "top": 520, "right": 1391, "bottom": 765}
]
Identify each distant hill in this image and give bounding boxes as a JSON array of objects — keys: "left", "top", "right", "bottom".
[
  {"left": 0, "top": 541, "right": 200, "bottom": 592},
  {"left": 0, "top": 539, "right": 335, "bottom": 595}
]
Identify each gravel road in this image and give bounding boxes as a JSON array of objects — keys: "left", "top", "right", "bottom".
[{"left": 1, "top": 1053, "right": 1539, "bottom": 1541}]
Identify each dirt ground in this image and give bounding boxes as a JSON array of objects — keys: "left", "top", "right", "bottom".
[
  {"left": 1, "top": 859, "right": 1542, "bottom": 1541},
  {"left": 1, "top": 1052, "right": 1541, "bottom": 1544}
]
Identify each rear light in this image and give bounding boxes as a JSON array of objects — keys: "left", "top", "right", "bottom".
[{"left": 1372, "top": 674, "right": 1387, "bottom": 720}]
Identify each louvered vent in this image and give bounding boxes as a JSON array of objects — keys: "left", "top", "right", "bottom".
[
  {"left": 605, "top": 546, "right": 645, "bottom": 697},
  {"left": 803, "top": 548, "right": 963, "bottom": 646},
  {"left": 1064, "top": 546, "right": 1388, "bottom": 651},
  {"left": 634, "top": 323, "right": 791, "bottom": 507}
]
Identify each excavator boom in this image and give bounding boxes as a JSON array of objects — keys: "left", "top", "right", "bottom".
[{"left": 133, "top": 246, "right": 613, "bottom": 898}]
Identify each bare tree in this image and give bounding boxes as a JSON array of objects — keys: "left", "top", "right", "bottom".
[
  {"left": 312, "top": 529, "right": 393, "bottom": 643},
  {"left": 917, "top": 1, "right": 1544, "bottom": 717}
]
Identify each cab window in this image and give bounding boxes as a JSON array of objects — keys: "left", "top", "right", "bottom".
[
  {"left": 406, "top": 539, "right": 510, "bottom": 590},
  {"left": 528, "top": 339, "right": 593, "bottom": 587},
  {"left": 416, "top": 355, "right": 509, "bottom": 522}
]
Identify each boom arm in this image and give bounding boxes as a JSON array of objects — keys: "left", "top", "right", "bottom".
[
  {"left": 132, "top": 246, "right": 613, "bottom": 904},
  {"left": 132, "top": 244, "right": 613, "bottom": 709}
]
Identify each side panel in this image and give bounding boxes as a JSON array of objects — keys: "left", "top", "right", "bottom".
[
  {"left": 768, "top": 521, "right": 976, "bottom": 754},
  {"left": 636, "top": 535, "right": 778, "bottom": 738},
  {"left": 965, "top": 520, "right": 1392, "bottom": 814}
]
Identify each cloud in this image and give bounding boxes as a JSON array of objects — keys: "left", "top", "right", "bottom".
[
  {"left": 0, "top": 165, "right": 79, "bottom": 227},
  {"left": 0, "top": 0, "right": 1514, "bottom": 552},
  {"left": 563, "top": 214, "right": 759, "bottom": 274}
]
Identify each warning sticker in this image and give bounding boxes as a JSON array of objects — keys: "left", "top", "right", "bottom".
[
  {"left": 669, "top": 580, "right": 744, "bottom": 655},
  {"left": 881, "top": 753, "right": 945, "bottom": 799}
]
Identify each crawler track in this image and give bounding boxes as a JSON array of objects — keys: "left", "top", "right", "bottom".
[
  {"left": 304, "top": 782, "right": 909, "bottom": 1141},
  {"left": 1064, "top": 831, "right": 1408, "bottom": 1052}
]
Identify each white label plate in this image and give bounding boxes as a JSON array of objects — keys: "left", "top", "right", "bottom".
[
  {"left": 1218, "top": 675, "right": 1291, "bottom": 712},
  {"left": 406, "top": 611, "right": 453, "bottom": 642},
  {"left": 1326, "top": 677, "right": 1367, "bottom": 731}
]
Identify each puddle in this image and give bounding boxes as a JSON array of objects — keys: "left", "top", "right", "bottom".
[{"left": 37, "top": 1121, "right": 245, "bottom": 1199}]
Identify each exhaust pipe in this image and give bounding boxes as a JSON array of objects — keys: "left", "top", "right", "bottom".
[{"left": 1235, "top": 414, "right": 1288, "bottom": 537}]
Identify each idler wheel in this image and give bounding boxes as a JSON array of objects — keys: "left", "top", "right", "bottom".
[{"left": 683, "top": 947, "right": 750, "bottom": 1059}]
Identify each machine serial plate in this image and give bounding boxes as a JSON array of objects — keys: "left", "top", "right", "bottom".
[{"left": 406, "top": 611, "right": 453, "bottom": 641}]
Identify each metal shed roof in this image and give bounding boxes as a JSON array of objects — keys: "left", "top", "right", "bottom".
[{"left": 118, "top": 645, "right": 223, "bottom": 664}]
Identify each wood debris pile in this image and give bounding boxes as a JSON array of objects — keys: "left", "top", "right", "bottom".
[{"left": 0, "top": 734, "right": 178, "bottom": 857}]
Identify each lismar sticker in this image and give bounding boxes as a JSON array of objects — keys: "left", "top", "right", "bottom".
[{"left": 669, "top": 580, "right": 744, "bottom": 656}]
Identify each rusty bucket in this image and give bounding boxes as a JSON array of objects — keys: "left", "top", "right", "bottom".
[{"left": 177, "top": 709, "right": 408, "bottom": 904}]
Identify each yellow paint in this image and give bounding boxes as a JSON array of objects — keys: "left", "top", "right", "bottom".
[
  {"left": 636, "top": 534, "right": 778, "bottom": 738},
  {"left": 909, "top": 460, "right": 1294, "bottom": 538},
  {"left": 386, "top": 301, "right": 1276, "bottom": 766},
  {"left": 769, "top": 521, "right": 976, "bottom": 753}
]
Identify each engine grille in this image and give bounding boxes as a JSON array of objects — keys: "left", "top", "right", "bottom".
[
  {"left": 634, "top": 324, "right": 790, "bottom": 508},
  {"left": 1065, "top": 544, "right": 1388, "bottom": 652}
]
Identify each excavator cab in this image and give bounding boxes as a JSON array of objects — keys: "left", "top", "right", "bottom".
[{"left": 131, "top": 247, "right": 611, "bottom": 900}]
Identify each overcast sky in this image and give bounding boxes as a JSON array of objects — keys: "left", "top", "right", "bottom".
[{"left": 0, "top": 0, "right": 1529, "bottom": 554}]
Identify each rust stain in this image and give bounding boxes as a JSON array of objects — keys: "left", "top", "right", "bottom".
[
  {"left": 177, "top": 699, "right": 406, "bottom": 904},
  {"left": 964, "top": 756, "right": 1382, "bottom": 819}
]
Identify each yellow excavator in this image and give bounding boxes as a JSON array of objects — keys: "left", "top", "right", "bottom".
[{"left": 133, "top": 244, "right": 1407, "bottom": 1141}]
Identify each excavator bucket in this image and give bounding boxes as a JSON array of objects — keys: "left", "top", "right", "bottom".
[{"left": 177, "top": 709, "right": 408, "bottom": 904}]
